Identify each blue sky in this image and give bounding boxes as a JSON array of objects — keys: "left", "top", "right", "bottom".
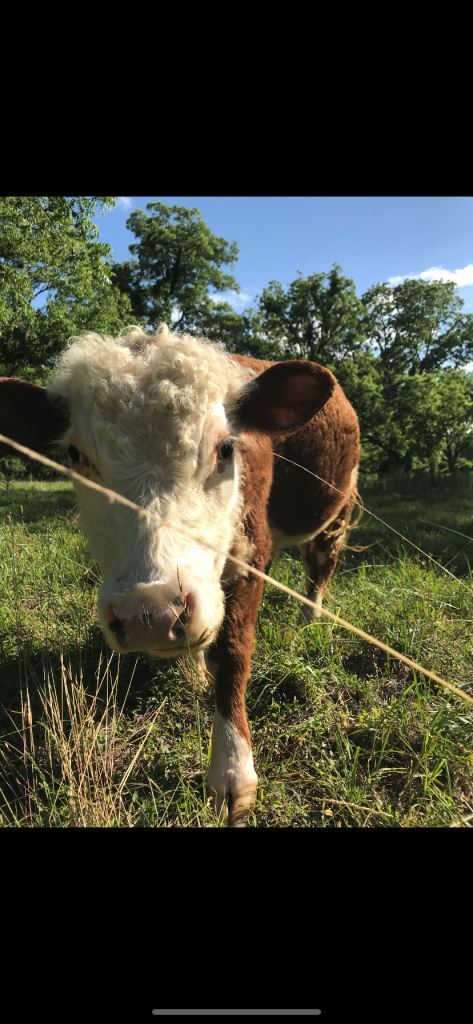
[{"left": 94, "top": 196, "right": 473, "bottom": 314}]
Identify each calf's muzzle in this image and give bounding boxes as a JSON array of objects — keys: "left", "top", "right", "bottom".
[{"left": 100, "top": 585, "right": 208, "bottom": 656}]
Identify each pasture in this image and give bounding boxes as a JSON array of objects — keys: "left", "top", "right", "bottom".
[{"left": 0, "top": 470, "right": 472, "bottom": 827}]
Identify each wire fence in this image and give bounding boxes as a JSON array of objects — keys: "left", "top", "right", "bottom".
[{"left": 1, "top": 431, "right": 472, "bottom": 709}]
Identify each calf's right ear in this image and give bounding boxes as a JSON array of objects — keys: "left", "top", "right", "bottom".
[
  {"left": 0, "top": 378, "right": 69, "bottom": 459},
  {"left": 235, "top": 360, "right": 336, "bottom": 435}
]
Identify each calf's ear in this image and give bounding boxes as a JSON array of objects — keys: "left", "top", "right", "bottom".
[
  {"left": 0, "top": 378, "right": 69, "bottom": 458},
  {"left": 235, "top": 360, "right": 336, "bottom": 435}
]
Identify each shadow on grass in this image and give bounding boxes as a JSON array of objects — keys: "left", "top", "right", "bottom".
[
  {"left": 0, "top": 633, "right": 214, "bottom": 826},
  {"left": 0, "top": 634, "right": 187, "bottom": 731}
]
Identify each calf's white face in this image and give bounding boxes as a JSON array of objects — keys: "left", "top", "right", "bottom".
[{"left": 50, "top": 326, "right": 248, "bottom": 657}]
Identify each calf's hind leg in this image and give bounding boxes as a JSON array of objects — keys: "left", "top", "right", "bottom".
[{"left": 299, "top": 495, "right": 356, "bottom": 623}]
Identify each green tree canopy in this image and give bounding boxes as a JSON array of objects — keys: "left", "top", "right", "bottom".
[
  {"left": 113, "top": 202, "right": 242, "bottom": 334},
  {"left": 193, "top": 300, "right": 253, "bottom": 352},
  {"left": 247, "top": 265, "right": 366, "bottom": 365},
  {"left": 0, "top": 196, "right": 132, "bottom": 379},
  {"left": 336, "top": 278, "right": 473, "bottom": 473},
  {"left": 395, "top": 368, "right": 473, "bottom": 474},
  {"left": 361, "top": 279, "right": 473, "bottom": 376},
  {"left": 3, "top": 196, "right": 473, "bottom": 481},
  {"left": 340, "top": 354, "right": 473, "bottom": 475}
]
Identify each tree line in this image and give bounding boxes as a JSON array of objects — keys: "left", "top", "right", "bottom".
[{"left": 1, "top": 196, "right": 472, "bottom": 477}]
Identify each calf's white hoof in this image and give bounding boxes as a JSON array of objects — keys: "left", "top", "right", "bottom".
[{"left": 207, "top": 782, "right": 257, "bottom": 828}]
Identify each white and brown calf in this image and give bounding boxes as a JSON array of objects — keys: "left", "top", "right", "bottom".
[{"left": 0, "top": 325, "right": 360, "bottom": 826}]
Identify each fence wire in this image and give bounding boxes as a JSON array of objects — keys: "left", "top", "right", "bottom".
[{"left": 0, "top": 430, "right": 472, "bottom": 708}]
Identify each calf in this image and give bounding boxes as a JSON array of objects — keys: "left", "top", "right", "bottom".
[{"left": 0, "top": 325, "right": 360, "bottom": 826}]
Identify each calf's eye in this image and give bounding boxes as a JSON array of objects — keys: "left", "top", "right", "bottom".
[
  {"left": 68, "top": 445, "right": 80, "bottom": 463},
  {"left": 217, "top": 440, "right": 234, "bottom": 461}
]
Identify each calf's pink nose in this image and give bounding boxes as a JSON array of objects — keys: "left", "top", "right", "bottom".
[{"left": 105, "top": 591, "right": 196, "bottom": 651}]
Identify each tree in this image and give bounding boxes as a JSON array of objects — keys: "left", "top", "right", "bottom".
[
  {"left": 395, "top": 369, "right": 473, "bottom": 476},
  {"left": 113, "top": 202, "right": 241, "bottom": 333},
  {"left": 0, "top": 196, "right": 133, "bottom": 379},
  {"left": 346, "top": 279, "right": 473, "bottom": 473},
  {"left": 334, "top": 350, "right": 389, "bottom": 471},
  {"left": 361, "top": 279, "right": 473, "bottom": 376},
  {"left": 340, "top": 354, "right": 473, "bottom": 476},
  {"left": 194, "top": 300, "right": 253, "bottom": 353},
  {"left": 247, "top": 265, "right": 366, "bottom": 365}
]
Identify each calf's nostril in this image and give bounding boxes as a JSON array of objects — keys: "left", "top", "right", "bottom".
[
  {"left": 180, "top": 593, "right": 195, "bottom": 625},
  {"left": 109, "top": 617, "right": 124, "bottom": 636}
]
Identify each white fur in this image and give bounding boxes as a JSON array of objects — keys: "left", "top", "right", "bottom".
[
  {"left": 207, "top": 711, "right": 258, "bottom": 825},
  {"left": 49, "top": 325, "right": 248, "bottom": 650}
]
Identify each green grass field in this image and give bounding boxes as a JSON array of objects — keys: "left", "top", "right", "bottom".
[{"left": 0, "top": 472, "right": 472, "bottom": 827}]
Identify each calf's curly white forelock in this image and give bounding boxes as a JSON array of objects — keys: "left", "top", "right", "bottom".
[
  {"left": 51, "top": 323, "right": 247, "bottom": 470},
  {"left": 49, "top": 324, "right": 251, "bottom": 654}
]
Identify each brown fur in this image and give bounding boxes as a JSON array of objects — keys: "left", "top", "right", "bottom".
[
  {"left": 0, "top": 378, "right": 68, "bottom": 457},
  {"left": 231, "top": 354, "right": 360, "bottom": 539},
  {"left": 300, "top": 488, "right": 359, "bottom": 610},
  {"left": 206, "top": 354, "right": 360, "bottom": 821},
  {"left": 212, "top": 431, "right": 274, "bottom": 745}
]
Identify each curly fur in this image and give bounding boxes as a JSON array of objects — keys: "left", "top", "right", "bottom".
[
  {"left": 49, "top": 325, "right": 249, "bottom": 645},
  {"left": 50, "top": 324, "right": 247, "bottom": 473}
]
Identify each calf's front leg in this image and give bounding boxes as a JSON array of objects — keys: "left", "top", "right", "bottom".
[{"left": 206, "top": 570, "right": 266, "bottom": 827}]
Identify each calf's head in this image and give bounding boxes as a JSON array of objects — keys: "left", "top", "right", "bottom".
[{"left": 0, "top": 326, "right": 335, "bottom": 657}]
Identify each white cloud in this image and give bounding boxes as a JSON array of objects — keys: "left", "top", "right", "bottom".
[
  {"left": 210, "top": 289, "right": 253, "bottom": 310},
  {"left": 388, "top": 275, "right": 408, "bottom": 286},
  {"left": 116, "top": 196, "right": 133, "bottom": 211},
  {"left": 388, "top": 263, "right": 473, "bottom": 288}
]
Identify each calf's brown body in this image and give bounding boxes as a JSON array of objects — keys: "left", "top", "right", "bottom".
[
  {"left": 233, "top": 353, "right": 360, "bottom": 540},
  {"left": 205, "top": 354, "right": 360, "bottom": 824}
]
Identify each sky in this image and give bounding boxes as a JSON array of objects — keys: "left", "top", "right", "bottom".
[{"left": 94, "top": 196, "right": 473, "bottom": 314}]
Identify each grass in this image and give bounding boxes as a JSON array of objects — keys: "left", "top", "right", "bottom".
[{"left": 0, "top": 472, "right": 472, "bottom": 828}]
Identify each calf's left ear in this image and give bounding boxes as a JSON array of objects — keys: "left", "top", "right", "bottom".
[
  {"left": 235, "top": 360, "right": 336, "bottom": 435},
  {"left": 0, "top": 378, "right": 69, "bottom": 458}
]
